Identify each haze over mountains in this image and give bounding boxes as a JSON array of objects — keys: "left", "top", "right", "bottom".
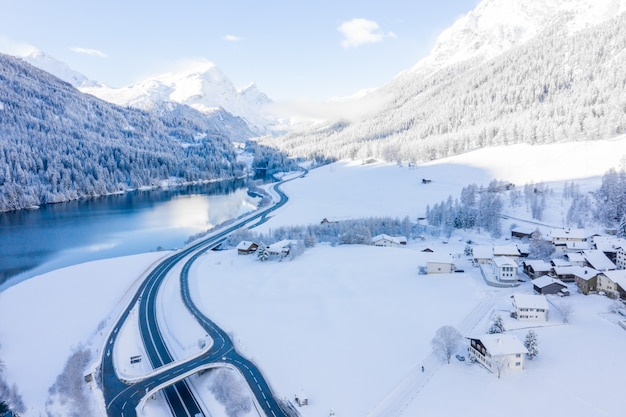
[{"left": 260, "top": 0, "right": 626, "bottom": 162}]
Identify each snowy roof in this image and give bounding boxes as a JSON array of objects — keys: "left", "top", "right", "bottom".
[
  {"left": 425, "top": 253, "right": 454, "bottom": 265},
  {"left": 371, "top": 234, "right": 406, "bottom": 244},
  {"left": 512, "top": 226, "right": 535, "bottom": 235},
  {"left": 566, "top": 241, "right": 590, "bottom": 250},
  {"left": 550, "top": 228, "right": 587, "bottom": 240},
  {"left": 551, "top": 259, "right": 572, "bottom": 267},
  {"left": 267, "top": 239, "right": 298, "bottom": 253},
  {"left": 573, "top": 267, "right": 599, "bottom": 281},
  {"left": 523, "top": 260, "right": 552, "bottom": 272},
  {"left": 564, "top": 252, "right": 586, "bottom": 263},
  {"left": 472, "top": 246, "right": 492, "bottom": 259},
  {"left": 472, "top": 333, "right": 528, "bottom": 356},
  {"left": 553, "top": 265, "right": 580, "bottom": 276},
  {"left": 602, "top": 270, "right": 626, "bottom": 289},
  {"left": 512, "top": 294, "right": 549, "bottom": 310},
  {"left": 583, "top": 250, "right": 616, "bottom": 271},
  {"left": 593, "top": 236, "right": 626, "bottom": 252},
  {"left": 237, "top": 241, "right": 258, "bottom": 250},
  {"left": 493, "top": 245, "right": 520, "bottom": 256},
  {"left": 532, "top": 275, "right": 567, "bottom": 289},
  {"left": 492, "top": 256, "right": 517, "bottom": 268}
]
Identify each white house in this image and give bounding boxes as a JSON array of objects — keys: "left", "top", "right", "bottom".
[
  {"left": 564, "top": 252, "right": 586, "bottom": 267},
  {"left": 550, "top": 228, "right": 587, "bottom": 244},
  {"left": 267, "top": 239, "right": 298, "bottom": 257},
  {"left": 512, "top": 294, "right": 549, "bottom": 321},
  {"left": 597, "top": 270, "right": 626, "bottom": 299},
  {"left": 615, "top": 244, "right": 626, "bottom": 270},
  {"left": 426, "top": 253, "right": 455, "bottom": 274},
  {"left": 467, "top": 334, "right": 528, "bottom": 374},
  {"left": 492, "top": 256, "right": 518, "bottom": 283},
  {"left": 371, "top": 234, "right": 407, "bottom": 247}
]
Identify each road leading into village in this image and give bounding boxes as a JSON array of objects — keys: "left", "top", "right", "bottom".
[{"left": 101, "top": 172, "right": 304, "bottom": 417}]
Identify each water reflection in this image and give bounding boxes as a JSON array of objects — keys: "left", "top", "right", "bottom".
[{"left": 0, "top": 181, "right": 259, "bottom": 290}]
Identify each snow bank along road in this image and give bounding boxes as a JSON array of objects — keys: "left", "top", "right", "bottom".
[{"left": 100, "top": 172, "right": 305, "bottom": 417}]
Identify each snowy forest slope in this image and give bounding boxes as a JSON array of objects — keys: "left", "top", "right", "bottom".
[
  {"left": 262, "top": 2, "right": 626, "bottom": 162},
  {"left": 0, "top": 54, "right": 252, "bottom": 212}
]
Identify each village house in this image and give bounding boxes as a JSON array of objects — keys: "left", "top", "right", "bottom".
[
  {"left": 511, "top": 226, "right": 535, "bottom": 240},
  {"left": 550, "top": 228, "right": 587, "bottom": 244},
  {"left": 467, "top": 334, "right": 528, "bottom": 374},
  {"left": 597, "top": 270, "right": 626, "bottom": 299},
  {"left": 617, "top": 245, "right": 626, "bottom": 270},
  {"left": 573, "top": 267, "right": 600, "bottom": 295},
  {"left": 237, "top": 241, "right": 259, "bottom": 255},
  {"left": 371, "top": 234, "right": 407, "bottom": 247},
  {"left": 564, "top": 241, "right": 591, "bottom": 253},
  {"left": 472, "top": 246, "right": 493, "bottom": 265},
  {"left": 583, "top": 250, "right": 617, "bottom": 271},
  {"left": 492, "top": 256, "right": 518, "bottom": 283},
  {"left": 522, "top": 260, "right": 552, "bottom": 279},
  {"left": 426, "top": 253, "right": 455, "bottom": 274},
  {"left": 493, "top": 245, "right": 521, "bottom": 265},
  {"left": 564, "top": 252, "right": 586, "bottom": 267},
  {"left": 552, "top": 265, "right": 581, "bottom": 282},
  {"left": 512, "top": 293, "right": 549, "bottom": 321},
  {"left": 267, "top": 239, "right": 298, "bottom": 257},
  {"left": 592, "top": 236, "right": 626, "bottom": 264},
  {"left": 533, "top": 275, "right": 569, "bottom": 296}
]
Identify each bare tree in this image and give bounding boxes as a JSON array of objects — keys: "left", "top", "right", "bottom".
[
  {"left": 493, "top": 357, "right": 509, "bottom": 379},
  {"left": 558, "top": 301, "right": 574, "bottom": 323},
  {"left": 431, "top": 325, "right": 463, "bottom": 364}
]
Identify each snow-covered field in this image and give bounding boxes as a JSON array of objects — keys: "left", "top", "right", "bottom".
[{"left": 1, "top": 137, "right": 626, "bottom": 417}]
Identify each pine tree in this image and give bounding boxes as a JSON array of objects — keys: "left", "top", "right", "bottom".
[
  {"left": 524, "top": 330, "right": 539, "bottom": 360},
  {"left": 488, "top": 314, "right": 506, "bottom": 334}
]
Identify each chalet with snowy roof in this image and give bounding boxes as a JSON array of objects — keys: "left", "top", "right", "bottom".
[
  {"left": 597, "top": 270, "right": 626, "bottom": 300},
  {"left": 564, "top": 252, "right": 586, "bottom": 267},
  {"left": 493, "top": 245, "right": 521, "bottom": 265},
  {"left": 553, "top": 265, "right": 582, "bottom": 283},
  {"left": 237, "top": 241, "right": 259, "bottom": 255},
  {"left": 267, "top": 239, "right": 298, "bottom": 257},
  {"left": 371, "top": 234, "right": 407, "bottom": 247},
  {"left": 511, "top": 226, "right": 535, "bottom": 240},
  {"left": 516, "top": 243, "right": 530, "bottom": 258},
  {"left": 512, "top": 294, "right": 549, "bottom": 321},
  {"left": 592, "top": 236, "right": 626, "bottom": 263},
  {"left": 426, "top": 253, "right": 455, "bottom": 274},
  {"left": 551, "top": 258, "right": 572, "bottom": 268},
  {"left": 573, "top": 267, "right": 599, "bottom": 295},
  {"left": 522, "top": 260, "right": 552, "bottom": 279},
  {"left": 583, "top": 250, "right": 616, "bottom": 271},
  {"left": 550, "top": 228, "right": 587, "bottom": 244},
  {"left": 533, "top": 276, "right": 569, "bottom": 296},
  {"left": 564, "top": 241, "right": 591, "bottom": 253},
  {"left": 467, "top": 334, "right": 528, "bottom": 374},
  {"left": 492, "top": 257, "right": 518, "bottom": 283},
  {"left": 472, "top": 246, "right": 493, "bottom": 265}
]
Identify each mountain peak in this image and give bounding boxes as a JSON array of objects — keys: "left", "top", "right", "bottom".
[{"left": 412, "top": 0, "right": 626, "bottom": 75}]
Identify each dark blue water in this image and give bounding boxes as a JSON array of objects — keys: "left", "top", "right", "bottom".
[{"left": 0, "top": 180, "right": 260, "bottom": 290}]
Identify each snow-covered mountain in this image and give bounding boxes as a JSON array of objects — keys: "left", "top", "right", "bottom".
[
  {"left": 413, "top": 0, "right": 626, "bottom": 76},
  {"left": 262, "top": 0, "right": 626, "bottom": 163},
  {"left": 81, "top": 60, "right": 274, "bottom": 134},
  {"left": 0, "top": 53, "right": 253, "bottom": 211},
  {"left": 20, "top": 48, "right": 101, "bottom": 88}
]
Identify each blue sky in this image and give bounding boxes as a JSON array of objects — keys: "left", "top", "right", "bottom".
[{"left": 0, "top": 0, "right": 479, "bottom": 101}]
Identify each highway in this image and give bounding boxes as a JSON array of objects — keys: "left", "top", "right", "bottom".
[{"left": 101, "top": 173, "right": 303, "bottom": 417}]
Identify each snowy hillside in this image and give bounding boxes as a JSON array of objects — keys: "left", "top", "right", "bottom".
[
  {"left": 21, "top": 48, "right": 100, "bottom": 88},
  {"left": 262, "top": 0, "right": 626, "bottom": 163},
  {"left": 81, "top": 60, "right": 276, "bottom": 134}
]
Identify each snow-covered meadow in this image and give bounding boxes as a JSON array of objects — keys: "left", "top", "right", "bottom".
[{"left": 1, "top": 137, "right": 626, "bottom": 417}]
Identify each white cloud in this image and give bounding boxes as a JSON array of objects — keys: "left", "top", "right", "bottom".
[
  {"left": 338, "top": 18, "right": 394, "bottom": 48},
  {"left": 69, "top": 47, "right": 108, "bottom": 58},
  {"left": 223, "top": 34, "right": 243, "bottom": 42}
]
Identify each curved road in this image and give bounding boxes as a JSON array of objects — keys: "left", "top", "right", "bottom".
[{"left": 101, "top": 172, "right": 303, "bottom": 417}]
